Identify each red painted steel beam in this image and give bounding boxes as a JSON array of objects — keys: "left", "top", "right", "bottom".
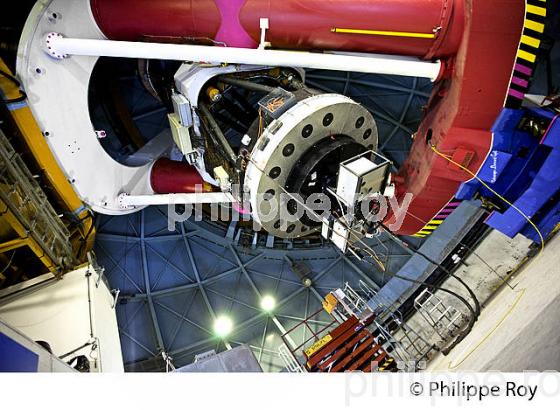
[
  {"left": 316, "top": 330, "right": 372, "bottom": 372},
  {"left": 361, "top": 350, "right": 388, "bottom": 372},
  {"left": 388, "top": 0, "right": 525, "bottom": 234},
  {"left": 305, "top": 317, "right": 360, "bottom": 367},
  {"left": 332, "top": 342, "right": 381, "bottom": 372}
]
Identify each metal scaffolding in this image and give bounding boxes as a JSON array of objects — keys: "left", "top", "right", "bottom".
[{"left": 0, "top": 128, "right": 74, "bottom": 278}]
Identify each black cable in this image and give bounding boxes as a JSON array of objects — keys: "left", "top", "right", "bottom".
[
  {"left": 0, "top": 250, "right": 16, "bottom": 274},
  {"left": 0, "top": 69, "right": 27, "bottom": 104},
  {"left": 76, "top": 211, "right": 95, "bottom": 260},
  {"left": 380, "top": 223, "right": 481, "bottom": 318},
  {"left": 356, "top": 249, "right": 476, "bottom": 355},
  {"left": 352, "top": 224, "right": 480, "bottom": 354},
  {"left": 344, "top": 217, "right": 475, "bottom": 328}
]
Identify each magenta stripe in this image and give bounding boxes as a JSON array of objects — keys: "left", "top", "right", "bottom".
[
  {"left": 484, "top": 211, "right": 495, "bottom": 224},
  {"left": 508, "top": 88, "right": 525, "bottom": 100},
  {"left": 511, "top": 76, "right": 528, "bottom": 88},
  {"left": 214, "top": 0, "right": 257, "bottom": 48},
  {"left": 540, "top": 113, "right": 560, "bottom": 145},
  {"left": 515, "top": 63, "right": 533, "bottom": 76},
  {"left": 447, "top": 201, "right": 461, "bottom": 208},
  {"left": 437, "top": 210, "right": 454, "bottom": 217}
]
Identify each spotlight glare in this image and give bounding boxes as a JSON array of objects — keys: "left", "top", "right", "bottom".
[
  {"left": 213, "top": 315, "right": 233, "bottom": 338},
  {"left": 261, "top": 295, "right": 276, "bottom": 312}
]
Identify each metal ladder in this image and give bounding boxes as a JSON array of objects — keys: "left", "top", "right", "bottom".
[
  {"left": 414, "top": 288, "right": 463, "bottom": 340},
  {"left": 0, "top": 128, "right": 74, "bottom": 274}
]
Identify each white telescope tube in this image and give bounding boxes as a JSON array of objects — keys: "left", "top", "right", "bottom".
[{"left": 46, "top": 33, "right": 442, "bottom": 81}]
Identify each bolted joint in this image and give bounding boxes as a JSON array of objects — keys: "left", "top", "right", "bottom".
[
  {"left": 117, "top": 193, "right": 134, "bottom": 210},
  {"left": 44, "top": 32, "right": 67, "bottom": 60}
]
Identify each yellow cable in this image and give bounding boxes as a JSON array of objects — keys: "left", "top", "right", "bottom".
[
  {"left": 431, "top": 145, "right": 545, "bottom": 256},
  {"left": 447, "top": 288, "right": 525, "bottom": 369},
  {"left": 429, "top": 144, "right": 546, "bottom": 368}
]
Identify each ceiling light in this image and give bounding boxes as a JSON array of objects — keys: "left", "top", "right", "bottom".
[
  {"left": 260, "top": 295, "right": 276, "bottom": 312},
  {"left": 213, "top": 315, "right": 233, "bottom": 338}
]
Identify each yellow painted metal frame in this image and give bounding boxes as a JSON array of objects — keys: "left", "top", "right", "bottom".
[
  {"left": 0, "top": 237, "right": 29, "bottom": 253},
  {"left": 0, "top": 201, "right": 58, "bottom": 273}
]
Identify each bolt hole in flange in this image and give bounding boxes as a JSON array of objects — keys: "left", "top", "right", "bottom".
[
  {"left": 282, "top": 143, "right": 295, "bottom": 157},
  {"left": 286, "top": 198, "right": 298, "bottom": 215},
  {"left": 269, "top": 166, "right": 282, "bottom": 179},
  {"left": 363, "top": 129, "right": 372, "bottom": 140},
  {"left": 302, "top": 124, "right": 313, "bottom": 138},
  {"left": 355, "top": 116, "right": 365, "bottom": 129},
  {"left": 322, "top": 113, "right": 334, "bottom": 127}
]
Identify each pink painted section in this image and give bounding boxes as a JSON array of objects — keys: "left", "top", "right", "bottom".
[
  {"left": 508, "top": 88, "right": 525, "bottom": 100},
  {"left": 484, "top": 210, "right": 495, "bottom": 224},
  {"left": 214, "top": 0, "right": 257, "bottom": 48},
  {"left": 511, "top": 76, "right": 529, "bottom": 88},
  {"left": 232, "top": 203, "right": 252, "bottom": 215},
  {"left": 514, "top": 63, "right": 533, "bottom": 76},
  {"left": 540, "top": 114, "right": 560, "bottom": 145},
  {"left": 432, "top": 203, "right": 459, "bottom": 220}
]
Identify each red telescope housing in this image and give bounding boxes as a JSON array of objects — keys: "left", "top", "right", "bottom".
[
  {"left": 90, "top": 0, "right": 465, "bottom": 59},
  {"left": 90, "top": 0, "right": 526, "bottom": 236}
]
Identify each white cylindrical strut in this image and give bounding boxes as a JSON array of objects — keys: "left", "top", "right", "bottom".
[
  {"left": 45, "top": 33, "right": 442, "bottom": 81},
  {"left": 118, "top": 192, "right": 236, "bottom": 208}
]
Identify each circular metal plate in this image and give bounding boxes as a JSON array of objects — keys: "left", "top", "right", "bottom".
[
  {"left": 245, "top": 94, "right": 378, "bottom": 239},
  {"left": 17, "top": 0, "right": 154, "bottom": 215}
]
